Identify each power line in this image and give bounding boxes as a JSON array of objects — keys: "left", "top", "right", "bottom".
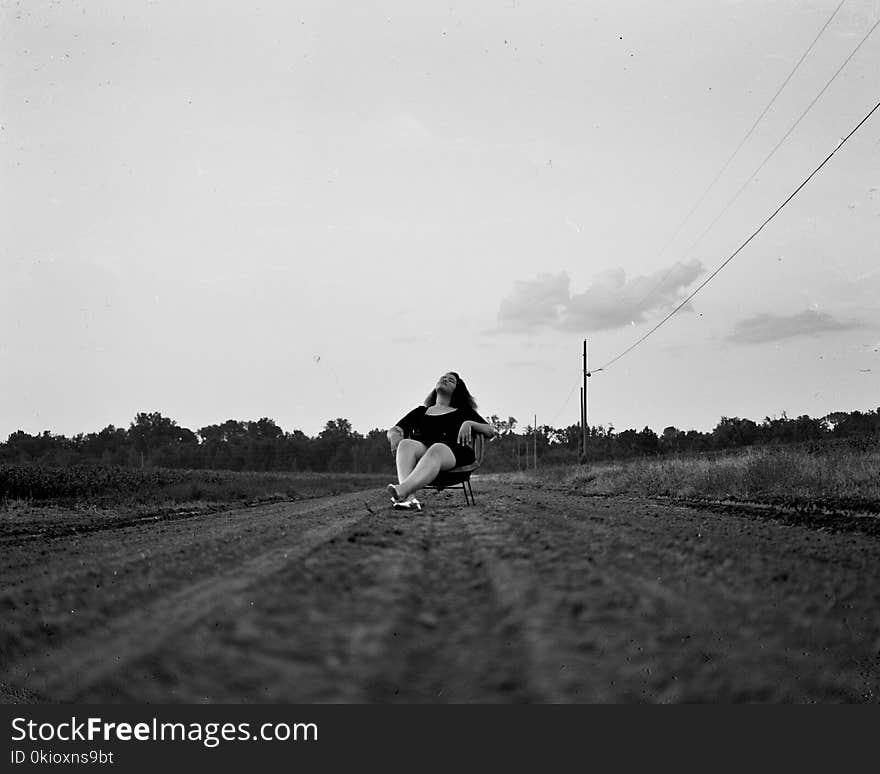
[
  {"left": 547, "top": 381, "right": 580, "bottom": 426},
  {"left": 643, "top": 0, "right": 847, "bottom": 284},
  {"left": 674, "top": 15, "right": 879, "bottom": 268},
  {"left": 637, "top": 6, "right": 872, "bottom": 309},
  {"left": 591, "top": 97, "right": 880, "bottom": 374}
]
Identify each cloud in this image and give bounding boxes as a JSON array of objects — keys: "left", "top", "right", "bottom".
[
  {"left": 497, "top": 272, "right": 571, "bottom": 330},
  {"left": 495, "top": 261, "right": 704, "bottom": 333},
  {"left": 726, "top": 309, "right": 864, "bottom": 345}
]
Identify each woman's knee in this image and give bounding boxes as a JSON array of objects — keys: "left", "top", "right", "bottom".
[
  {"left": 426, "top": 443, "right": 456, "bottom": 467},
  {"left": 397, "top": 439, "right": 425, "bottom": 456}
]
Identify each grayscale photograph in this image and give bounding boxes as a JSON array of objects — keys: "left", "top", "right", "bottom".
[{"left": 2, "top": 0, "right": 879, "bottom": 706}]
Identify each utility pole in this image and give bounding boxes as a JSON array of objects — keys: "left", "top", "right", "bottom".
[
  {"left": 533, "top": 413, "right": 537, "bottom": 471},
  {"left": 580, "top": 386, "right": 585, "bottom": 459},
  {"left": 585, "top": 339, "right": 590, "bottom": 437},
  {"left": 582, "top": 339, "right": 590, "bottom": 458}
]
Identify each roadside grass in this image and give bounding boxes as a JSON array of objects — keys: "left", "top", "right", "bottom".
[
  {"left": 491, "top": 443, "right": 880, "bottom": 511},
  {"left": 0, "top": 464, "right": 388, "bottom": 509}
]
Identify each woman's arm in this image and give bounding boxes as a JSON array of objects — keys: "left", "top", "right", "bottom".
[
  {"left": 389, "top": 407, "right": 424, "bottom": 452},
  {"left": 457, "top": 420, "right": 495, "bottom": 445},
  {"left": 387, "top": 425, "right": 405, "bottom": 453},
  {"left": 471, "top": 421, "right": 495, "bottom": 438}
]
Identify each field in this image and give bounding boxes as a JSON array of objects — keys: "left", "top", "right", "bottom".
[
  {"left": 2, "top": 462, "right": 879, "bottom": 703},
  {"left": 534, "top": 441, "right": 880, "bottom": 513}
]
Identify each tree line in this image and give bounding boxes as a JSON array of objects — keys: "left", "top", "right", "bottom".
[
  {"left": 1, "top": 407, "right": 877, "bottom": 474},
  {"left": 502, "top": 408, "right": 880, "bottom": 469}
]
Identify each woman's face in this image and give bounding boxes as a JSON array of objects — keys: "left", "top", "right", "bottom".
[{"left": 436, "top": 372, "right": 458, "bottom": 393}]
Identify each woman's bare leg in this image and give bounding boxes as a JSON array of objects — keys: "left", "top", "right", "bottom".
[
  {"left": 396, "top": 443, "right": 456, "bottom": 500},
  {"left": 395, "top": 439, "right": 427, "bottom": 483},
  {"left": 389, "top": 439, "right": 427, "bottom": 501}
]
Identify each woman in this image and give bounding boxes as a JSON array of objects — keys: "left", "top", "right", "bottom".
[{"left": 386, "top": 371, "right": 495, "bottom": 510}]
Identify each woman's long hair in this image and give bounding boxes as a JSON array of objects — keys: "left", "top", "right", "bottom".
[{"left": 424, "top": 371, "right": 478, "bottom": 410}]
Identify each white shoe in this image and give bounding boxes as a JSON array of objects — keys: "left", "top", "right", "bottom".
[{"left": 392, "top": 498, "right": 422, "bottom": 512}]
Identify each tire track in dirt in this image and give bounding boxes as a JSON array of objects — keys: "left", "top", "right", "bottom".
[
  {"left": 484, "top": 483, "right": 880, "bottom": 701},
  {"left": 458, "top": 526, "right": 565, "bottom": 700},
  {"left": 457, "top": 495, "right": 691, "bottom": 702},
  {"left": 77, "top": 497, "right": 543, "bottom": 703},
  {"left": 69, "top": 500, "right": 433, "bottom": 703},
  {"left": 552, "top": 493, "right": 880, "bottom": 700},
  {"left": 1, "top": 492, "right": 377, "bottom": 701},
  {"left": 0, "top": 506, "right": 213, "bottom": 544},
  {"left": 365, "top": 506, "right": 541, "bottom": 703},
  {"left": 0, "top": 493, "right": 378, "bottom": 668}
]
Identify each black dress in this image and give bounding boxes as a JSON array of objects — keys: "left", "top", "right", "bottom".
[{"left": 395, "top": 405, "right": 487, "bottom": 466}]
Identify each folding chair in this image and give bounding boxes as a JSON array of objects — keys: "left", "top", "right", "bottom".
[{"left": 427, "top": 435, "right": 487, "bottom": 506}]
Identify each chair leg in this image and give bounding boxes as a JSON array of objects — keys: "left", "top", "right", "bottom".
[{"left": 465, "top": 479, "right": 475, "bottom": 506}]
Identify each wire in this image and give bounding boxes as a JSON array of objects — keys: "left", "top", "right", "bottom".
[
  {"left": 637, "top": 6, "right": 872, "bottom": 310},
  {"left": 641, "top": 0, "right": 848, "bottom": 292},
  {"left": 591, "top": 98, "right": 880, "bottom": 374},
  {"left": 547, "top": 381, "right": 581, "bottom": 427},
  {"left": 675, "top": 15, "right": 879, "bottom": 267}
]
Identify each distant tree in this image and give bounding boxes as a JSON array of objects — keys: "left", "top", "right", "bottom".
[
  {"left": 361, "top": 428, "right": 393, "bottom": 473},
  {"left": 4, "top": 430, "right": 69, "bottom": 463},
  {"left": 826, "top": 409, "right": 878, "bottom": 438},
  {"left": 129, "top": 412, "right": 196, "bottom": 467},
  {"left": 713, "top": 416, "right": 758, "bottom": 448},
  {"left": 682, "top": 429, "right": 710, "bottom": 453},
  {"left": 198, "top": 420, "right": 248, "bottom": 444},
  {"left": 76, "top": 424, "right": 130, "bottom": 465},
  {"left": 558, "top": 423, "right": 582, "bottom": 451},
  {"left": 247, "top": 418, "right": 284, "bottom": 441},
  {"left": 823, "top": 412, "right": 849, "bottom": 433},
  {"left": 317, "top": 418, "right": 361, "bottom": 471},
  {"left": 660, "top": 426, "right": 683, "bottom": 453},
  {"left": 637, "top": 426, "right": 659, "bottom": 454},
  {"left": 615, "top": 428, "right": 639, "bottom": 456},
  {"left": 790, "top": 414, "right": 827, "bottom": 442}
]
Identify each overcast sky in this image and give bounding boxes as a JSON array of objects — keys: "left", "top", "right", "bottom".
[{"left": 2, "top": 0, "right": 878, "bottom": 440}]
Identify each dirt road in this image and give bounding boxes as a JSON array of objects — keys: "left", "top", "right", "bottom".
[{"left": 2, "top": 480, "right": 878, "bottom": 703}]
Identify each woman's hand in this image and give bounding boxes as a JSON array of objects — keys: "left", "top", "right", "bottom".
[{"left": 457, "top": 420, "right": 474, "bottom": 445}]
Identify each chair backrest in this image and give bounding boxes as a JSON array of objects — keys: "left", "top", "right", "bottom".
[{"left": 473, "top": 434, "right": 485, "bottom": 466}]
